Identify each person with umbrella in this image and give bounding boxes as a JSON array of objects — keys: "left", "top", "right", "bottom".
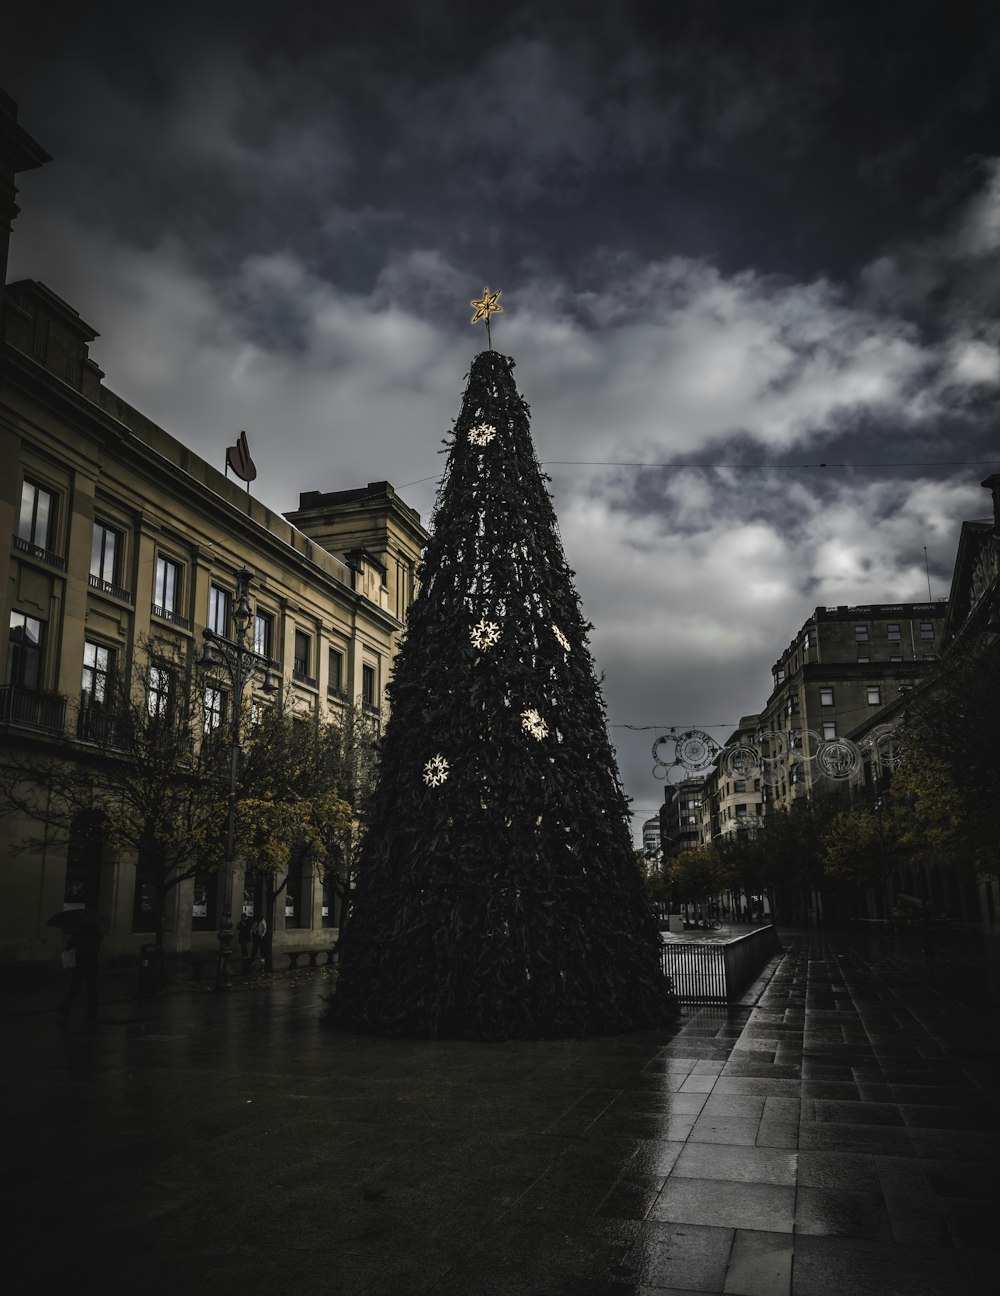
[{"left": 48, "top": 911, "right": 103, "bottom": 1021}]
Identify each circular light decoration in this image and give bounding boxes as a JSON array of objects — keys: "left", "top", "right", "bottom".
[
  {"left": 468, "top": 422, "right": 497, "bottom": 446},
  {"left": 423, "top": 753, "right": 450, "bottom": 787},
  {"left": 552, "top": 624, "right": 571, "bottom": 652},
  {"left": 652, "top": 734, "right": 675, "bottom": 768},
  {"left": 521, "top": 708, "right": 548, "bottom": 740},
  {"left": 470, "top": 618, "right": 501, "bottom": 651},
  {"left": 864, "top": 724, "right": 904, "bottom": 771},
  {"left": 722, "top": 743, "right": 761, "bottom": 778},
  {"left": 755, "top": 729, "right": 788, "bottom": 761},
  {"left": 760, "top": 756, "right": 786, "bottom": 787},
  {"left": 675, "top": 729, "right": 719, "bottom": 771},
  {"left": 816, "top": 738, "right": 861, "bottom": 780}
]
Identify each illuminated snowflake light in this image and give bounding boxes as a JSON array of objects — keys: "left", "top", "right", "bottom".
[
  {"left": 423, "top": 753, "right": 450, "bottom": 787},
  {"left": 470, "top": 618, "right": 501, "bottom": 651},
  {"left": 552, "top": 624, "right": 571, "bottom": 652},
  {"left": 521, "top": 708, "right": 548, "bottom": 740},
  {"left": 468, "top": 422, "right": 496, "bottom": 446}
]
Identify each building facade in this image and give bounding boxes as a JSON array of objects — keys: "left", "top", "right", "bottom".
[
  {"left": 0, "top": 99, "right": 429, "bottom": 966},
  {"left": 755, "top": 602, "right": 947, "bottom": 810}
]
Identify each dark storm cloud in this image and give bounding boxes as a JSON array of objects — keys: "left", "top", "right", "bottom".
[{"left": 5, "top": 0, "right": 1000, "bottom": 836}]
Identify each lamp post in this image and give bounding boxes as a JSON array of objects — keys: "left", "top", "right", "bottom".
[{"left": 198, "top": 568, "right": 280, "bottom": 990}]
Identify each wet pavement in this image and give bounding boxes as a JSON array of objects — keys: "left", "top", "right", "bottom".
[{"left": 3, "top": 927, "right": 998, "bottom": 1294}]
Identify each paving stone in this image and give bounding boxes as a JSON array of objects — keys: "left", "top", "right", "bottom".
[{"left": 650, "top": 1177, "right": 795, "bottom": 1233}]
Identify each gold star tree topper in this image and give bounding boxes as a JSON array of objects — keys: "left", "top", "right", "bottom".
[{"left": 470, "top": 285, "right": 503, "bottom": 346}]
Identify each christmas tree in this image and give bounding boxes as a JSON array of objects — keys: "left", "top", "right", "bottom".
[{"left": 330, "top": 334, "right": 672, "bottom": 1040}]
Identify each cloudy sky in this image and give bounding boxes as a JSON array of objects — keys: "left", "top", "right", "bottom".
[{"left": 5, "top": 1, "right": 1000, "bottom": 839}]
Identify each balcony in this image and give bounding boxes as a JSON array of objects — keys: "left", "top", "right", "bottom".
[
  {"left": 292, "top": 669, "right": 318, "bottom": 688},
  {"left": 151, "top": 603, "right": 192, "bottom": 630},
  {"left": 76, "top": 702, "right": 129, "bottom": 748},
  {"left": 0, "top": 685, "right": 67, "bottom": 733},
  {"left": 12, "top": 534, "right": 67, "bottom": 572},
  {"left": 89, "top": 573, "right": 133, "bottom": 604},
  {"left": 361, "top": 700, "right": 381, "bottom": 718}
]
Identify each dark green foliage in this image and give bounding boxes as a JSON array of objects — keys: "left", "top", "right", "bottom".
[{"left": 331, "top": 351, "right": 673, "bottom": 1039}]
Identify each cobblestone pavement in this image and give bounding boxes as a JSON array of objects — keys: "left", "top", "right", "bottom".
[{"left": 2, "top": 927, "right": 998, "bottom": 1294}]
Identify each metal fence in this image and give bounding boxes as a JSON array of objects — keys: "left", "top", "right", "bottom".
[{"left": 661, "top": 925, "right": 781, "bottom": 1004}]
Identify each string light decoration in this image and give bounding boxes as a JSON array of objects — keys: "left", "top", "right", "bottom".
[
  {"left": 520, "top": 707, "right": 548, "bottom": 740},
  {"left": 468, "top": 422, "right": 497, "bottom": 446},
  {"left": 423, "top": 754, "right": 450, "bottom": 787},
  {"left": 470, "top": 619, "right": 501, "bottom": 651},
  {"left": 330, "top": 343, "right": 672, "bottom": 1042}
]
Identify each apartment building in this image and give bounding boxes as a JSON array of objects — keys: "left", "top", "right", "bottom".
[{"left": 756, "top": 602, "right": 947, "bottom": 810}]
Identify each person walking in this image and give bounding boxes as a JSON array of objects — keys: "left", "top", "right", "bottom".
[{"left": 57, "top": 920, "right": 102, "bottom": 1021}]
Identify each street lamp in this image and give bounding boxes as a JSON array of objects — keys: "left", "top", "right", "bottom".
[{"left": 198, "top": 568, "right": 279, "bottom": 990}]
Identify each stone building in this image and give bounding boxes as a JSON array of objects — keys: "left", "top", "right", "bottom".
[
  {"left": 755, "top": 602, "right": 947, "bottom": 810},
  {"left": 0, "top": 96, "right": 428, "bottom": 967}
]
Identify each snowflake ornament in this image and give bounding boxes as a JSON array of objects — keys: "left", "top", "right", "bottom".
[
  {"left": 521, "top": 708, "right": 548, "bottom": 740},
  {"left": 468, "top": 422, "right": 497, "bottom": 446},
  {"left": 470, "top": 618, "right": 501, "bottom": 651},
  {"left": 552, "top": 624, "right": 571, "bottom": 652},
  {"left": 423, "top": 753, "right": 450, "bottom": 787}
]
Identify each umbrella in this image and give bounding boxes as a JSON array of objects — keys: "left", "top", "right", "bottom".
[{"left": 46, "top": 909, "right": 103, "bottom": 933}]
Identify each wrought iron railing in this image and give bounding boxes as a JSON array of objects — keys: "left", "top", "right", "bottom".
[
  {"left": 76, "top": 702, "right": 130, "bottom": 748},
  {"left": 12, "top": 534, "right": 67, "bottom": 571},
  {"left": 0, "top": 685, "right": 67, "bottom": 733},
  {"left": 151, "top": 603, "right": 192, "bottom": 630},
  {"left": 88, "top": 573, "right": 133, "bottom": 603}
]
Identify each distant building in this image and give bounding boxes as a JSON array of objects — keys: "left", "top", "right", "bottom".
[
  {"left": 0, "top": 96, "right": 429, "bottom": 966},
  {"left": 756, "top": 602, "right": 947, "bottom": 811},
  {"left": 698, "top": 714, "right": 764, "bottom": 842},
  {"left": 659, "top": 776, "right": 706, "bottom": 859},
  {"left": 641, "top": 815, "right": 661, "bottom": 858}
]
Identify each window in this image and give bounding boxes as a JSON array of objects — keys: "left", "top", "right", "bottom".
[
  {"left": 735, "top": 804, "right": 748, "bottom": 819},
  {"left": 867, "top": 686, "right": 882, "bottom": 705},
  {"left": 920, "top": 623, "right": 935, "bottom": 640},
  {"left": 822, "top": 722, "right": 837, "bottom": 740},
  {"left": 805, "top": 628, "right": 818, "bottom": 648},
  {"left": 81, "top": 641, "right": 113, "bottom": 708},
  {"left": 328, "top": 646, "right": 344, "bottom": 695},
  {"left": 854, "top": 625, "right": 869, "bottom": 642},
  {"left": 154, "top": 556, "right": 181, "bottom": 614},
  {"left": 857, "top": 656, "right": 870, "bottom": 664},
  {"left": 284, "top": 858, "right": 305, "bottom": 928},
  {"left": 362, "top": 662, "right": 377, "bottom": 708},
  {"left": 734, "top": 780, "right": 747, "bottom": 793},
  {"left": 203, "top": 684, "right": 226, "bottom": 733},
  {"left": 787, "top": 697, "right": 800, "bottom": 716},
  {"left": 254, "top": 610, "right": 273, "bottom": 658},
  {"left": 293, "top": 630, "right": 311, "bottom": 677},
  {"left": 7, "top": 612, "right": 43, "bottom": 689},
  {"left": 209, "top": 585, "right": 230, "bottom": 636},
  {"left": 820, "top": 687, "right": 834, "bottom": 706},
  {"left": 886, "top": 623, "right": 901, "bottom": 641},
  {"left": 147, "top": 665, "right": 173, "bottom": 720},
  {"left": 774, "top": 667, "right": 785, "bottom": 684},
  {"left": 889, "top": 655, "right": 902, "bottom": 663},
  {"left": 18, "top": 480, "right": 55, "bottom": 550},
  {"left": 90, "top": 522, "right": 121, "bottom": 585}
]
